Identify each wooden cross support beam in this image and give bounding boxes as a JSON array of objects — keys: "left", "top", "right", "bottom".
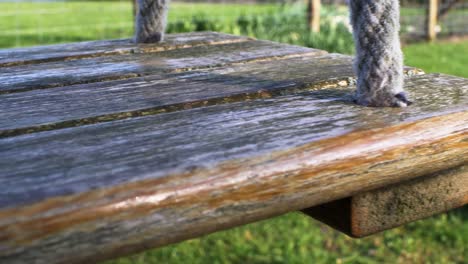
[
  {"left": 302, "top": 165, "right": 468, "bottom": 237},
  {"left": 0, "top": 33, "right": 466, "bottom": 264}
]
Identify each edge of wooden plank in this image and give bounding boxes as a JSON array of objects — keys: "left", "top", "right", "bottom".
[
  {"left": 0, "top": 40, "right": 326, "bottom": 94},
  {"left": 0, "top": 111, "right": 466, "bottom": 263},
  {"left": 1, "top": 72, "right": 465, "bottom": 210},
  {"left": 0, "top": 32, "right": 252, "bottom": 67}
]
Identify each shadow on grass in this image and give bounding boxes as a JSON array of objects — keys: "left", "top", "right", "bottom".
[{"left": 450, "top": 205, "right": 468, "bottom": 220}]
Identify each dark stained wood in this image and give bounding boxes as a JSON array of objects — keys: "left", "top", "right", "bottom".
[
  {"left": 0, "top": 32, "right": 250, "bottom": 67},
  {"left": 303, "top": 165, "right": 467, "bottom": 237},
  {"left": 0, "top": 40, "right": 323, "bottom": 94}
]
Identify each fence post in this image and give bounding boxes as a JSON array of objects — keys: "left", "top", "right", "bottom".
[
  {"left": 426, "top": 0, "right": 438, "bottom": 41},
  {"left": 307, "top": 0, "right": 321, "bottom": 33}
]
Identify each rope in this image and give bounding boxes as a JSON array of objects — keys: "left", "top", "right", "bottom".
[
  {"left": 349, "top": 0, "right": 410, "bottom": 107},
  {"left": 134, "top": 0, "right": 410, "bottom": 107},
  {"left": 135, "top": 0, "right": 168, "bottom": 43}
]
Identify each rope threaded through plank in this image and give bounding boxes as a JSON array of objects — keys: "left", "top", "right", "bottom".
[
  {"left": 134, "top": 0, "right": 410, "bottom": 107},
  {"left": 349, "top": 0, "right": 410, "bottom": 107},
  {"left": 135, "top": 0, "right": 168, "bottom": 43}
]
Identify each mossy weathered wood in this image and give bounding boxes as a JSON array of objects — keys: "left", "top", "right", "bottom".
[
  {"left": 0, "top": 32, "right": 466, "bottom": 264},
  {"left": 303, "top": 165, "right": 468, "bottom": 237}
]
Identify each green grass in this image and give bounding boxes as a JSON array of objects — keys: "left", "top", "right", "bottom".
[
  {"left": 0, "top": 2, "right": 281, "bottom": 47},
  {"left": 105, "top": 209, "right": 468, "bottom": 264},
  {"left": 403, "top": 41, "right": 468, "bottom": 78},
  {"left": 0, "top": 2, "right": 354, "bottom": 53},
  {"left": 1, "top": 2, "right": 467, "bottom": 263},
  {"left": 400, "top": 6, "right": 468, "bottom": 16}
]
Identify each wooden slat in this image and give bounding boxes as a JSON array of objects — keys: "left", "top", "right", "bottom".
[
  {"left": 302, "top": 165, "right": 468, "bottom": 237},
  {"left": 1, "top": 73, "right": 466, "bottom": 206},
  {"left": 0, "top": 54, "right": 351, "bottom": 134},
  {"left": 0, "top": 54, "right": 424, "bottom": 137},
  {"left": 0, "top": 32, "right": 250, "bottom": 67},
  {"left": 0, "top": 73, "right": 466, "bottom": 263},
  {"left": 0, "top": 40, "right": 323, "bottom": 93}
]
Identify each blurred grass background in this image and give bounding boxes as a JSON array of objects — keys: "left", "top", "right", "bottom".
[
  {"left": 2, "top": 1, "right": 467, "bottom": 76},
  {"left": 105, "top": 210, "right": 468, "bottom": 263},
  {"left": 1, "top": 1, "right": 467, "bottom": 263}
]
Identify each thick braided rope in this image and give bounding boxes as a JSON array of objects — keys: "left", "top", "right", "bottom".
[
  {"left": 349, "top": 0, "right": 410, "bottom": 107},
  {"left": 135, "top": 0, "right": 168, "bottom": 43}
]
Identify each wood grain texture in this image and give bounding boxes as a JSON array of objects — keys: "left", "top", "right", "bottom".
[
  {"left": 0, "top": 54, "right": 351, "bottom": 134},
  {"left": 302, "top": 165, "right": 468, "bottom": 237},
  {"left": 0, "top": 32, "right": 466, "bottom": 263},
  {"left": 351, "top": 165, "right": 468, "bottom": 237},
  {"left": 0, "top": 54, "right": 424, "bottom": 137},
  {"left": 0, "top": 111, "right": 466, "bottom": 264},
  {"left": 0, "top": 32, "right": 250, "bottom": 67},
  {"left": 0, "top": 72, "right": 467, "bottom": 263},
  {"left": 0, "top": 40, "right": 322, "bottom": 93}
]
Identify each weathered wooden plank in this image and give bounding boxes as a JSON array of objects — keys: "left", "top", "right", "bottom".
[
  {"left": 0, "top": 54, "right": 351, "bottom": 134},
  {"left": 302, "top": 165, "right": 468, "bottom": 237},
  {"left": 0, "top": 73, "right": 466, "bottom": 263},
  {"left": 0, "top": 54, "right": 424, "bottom": 137},
  {"left": 0, "top": 40, "right": 323, "bottom": 93},
  {"left": 0, "top": 114, "right": 466, "bottom": 264},
  {"left": 0, "top": 32, "right": 250, "bottom": 67},
  {"left": 1, "top": 73, "right": 465, "bottom": 207}
]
